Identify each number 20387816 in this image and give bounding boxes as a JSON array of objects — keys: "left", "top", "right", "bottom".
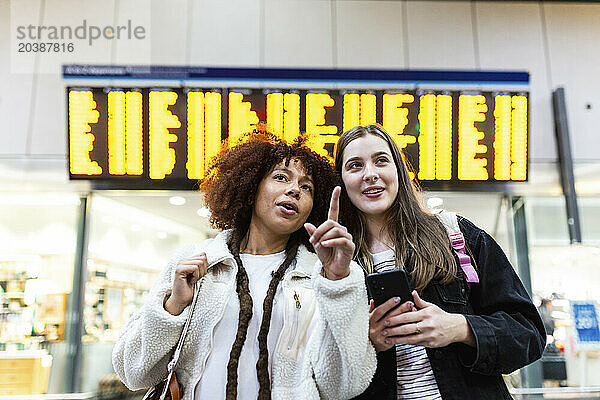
[{"left": 18, "top": 42, "right": 74, "bottom": 52}]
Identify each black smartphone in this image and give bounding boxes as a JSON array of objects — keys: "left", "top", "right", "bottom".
[{"left": 366, "top": 269, "right": 413, "bottom": 307}]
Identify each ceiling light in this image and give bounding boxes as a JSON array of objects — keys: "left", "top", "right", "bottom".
[
  {"left": 197, "top": 207, "right": 210, "bottom": 218},
  {"left": 427, "top": 197, "right": 443, "bottom": 208},
  {"left": 131, "top": 224, "right": 142, "bottom": 232},
  {"left": 169, "top": 196, "right": 186, "bottom": 206}
]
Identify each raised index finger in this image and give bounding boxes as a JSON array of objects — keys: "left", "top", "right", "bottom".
[{"left": 328, "top": 186, "right": 341, "bottom": 222}]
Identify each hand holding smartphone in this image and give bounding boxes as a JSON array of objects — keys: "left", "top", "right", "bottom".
[{"left": 366, "top": 269, "right": 413, "bottom": 307}]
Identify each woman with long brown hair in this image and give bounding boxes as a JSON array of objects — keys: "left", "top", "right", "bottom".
[
  {"left": 335, "top": 125, "right": 545, "bottom": 399},
  {"left": 113, "top": 132, "right": 376, "bottom": 400}
]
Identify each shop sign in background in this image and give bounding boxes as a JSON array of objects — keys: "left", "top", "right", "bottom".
[{"left": 572, "top": 301, "right": 600, "bottom": 350}]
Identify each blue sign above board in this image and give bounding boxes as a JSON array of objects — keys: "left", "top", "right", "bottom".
[
  {"left": 62, "top": 65, "right": 529, "bottom": 85},
  {"left": 572, "top": 301, "right": 600, "bottom": 349}
]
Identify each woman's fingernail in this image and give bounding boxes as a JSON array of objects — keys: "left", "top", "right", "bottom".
[{"left": 394, "top": 297, "right": 400, "bottom": 303}]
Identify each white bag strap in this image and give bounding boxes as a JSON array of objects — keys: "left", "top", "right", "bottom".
[
  {"left": 159, "top": 281, "right": 200, "bottom": 400},
  {"left": 435, "top": 210, "right": 479, "bottom": 284}
]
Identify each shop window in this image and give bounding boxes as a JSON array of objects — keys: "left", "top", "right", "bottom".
[
  {"left": 528, "top": 196, "right": 600, "bottom": 388},
  {"left": 0, "top": 192, "right": 80, "bottom": 395},
  {"left": 580, "top": 197, "right": 600, "bottom": 245},
  {"left": 525, "top": 196, "right": 570, "bottom": 246},
  {"left": 78, "top": 192, "right": 213, "bottom": 392}
]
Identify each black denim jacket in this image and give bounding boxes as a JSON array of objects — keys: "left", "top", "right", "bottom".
[{"left": 355, "top": 216, "right": 546, "bottom": 400}]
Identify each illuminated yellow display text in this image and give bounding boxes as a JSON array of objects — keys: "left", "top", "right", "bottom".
[
  {"left": 229, "top": 92, "right": 259, "bottom": 147},
  {"left": 149, "top": 91, "right": 180, "bottom": 179},
  {"left": 458, "top": 94, "right": 488, "bottom": 180},
  {"left": 68, "top": 88, "right": 528, "bottom": 184},
  {"left": 187, "top": 91, "right": 223, "bottom": 179},
  {"left": 418, "top": 94, "right": 452, "bottom": 180},
  {"left": 267, "top": 92, "right": 300, "bottom": 143},
  {"left": 107, "top": 91, "right": 143, "bottom": 175},
  {"left": 306, "top": 93, "right": 338, "bottom": 157},
  {"left": 69, "top": 90, "right": 102, "bottom": 175}
]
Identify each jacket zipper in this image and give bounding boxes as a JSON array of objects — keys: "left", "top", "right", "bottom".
[
  {"left": 286, "top": 291, "right": 301, "bottom": 351},
  {"left": 275, "top": 270, "right": 311, "bottom": 354}
]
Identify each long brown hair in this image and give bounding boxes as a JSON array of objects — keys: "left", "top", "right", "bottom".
[{"left": 334, "top": 125, "right": 457, "bottom": 291}]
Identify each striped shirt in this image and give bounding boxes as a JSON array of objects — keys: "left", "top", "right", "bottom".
[{"left": 371, "top": 249, "right": 442, "bottom": 400}]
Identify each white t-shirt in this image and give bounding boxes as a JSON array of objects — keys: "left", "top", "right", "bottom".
[
  {"left": 371, "top": 249, "right": 442, "bottom": 400},
  {"left": 195, "top": 250, "right": 287, "bottom": 400}
]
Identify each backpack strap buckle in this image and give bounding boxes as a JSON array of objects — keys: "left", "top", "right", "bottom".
[{"left": 448, "top": 232, "right": 479, "bottom": 283}]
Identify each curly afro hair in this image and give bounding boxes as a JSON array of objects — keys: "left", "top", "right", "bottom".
[{"left": 200, "top": 129, "right": 336, "bottom": 249}]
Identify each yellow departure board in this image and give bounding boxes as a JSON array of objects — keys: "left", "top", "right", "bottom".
[{"left": 67, "top": 87, "right": 528, "bottom": 188}]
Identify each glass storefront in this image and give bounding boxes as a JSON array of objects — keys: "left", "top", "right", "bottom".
[
  {"left": 0, "top": 189, "right": 215, "bottom": 395},
  {"left": 78, "top": 192, "right": 212, "bottom": 393},
  {"left": 526, "top": 196, "right": 600, "bottom": 388},
  {"left": 1, "top": 184, "right": 599, "bottom": 396},
  {"left": 0, "top": 192, "right": 79, "bottom": 395}
]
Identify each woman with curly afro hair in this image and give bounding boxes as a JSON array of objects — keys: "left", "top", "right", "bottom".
[{"left": 113, "top": 131, "right": 377, "bottom": 400}]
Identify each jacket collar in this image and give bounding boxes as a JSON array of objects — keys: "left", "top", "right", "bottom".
[
  {"left": 203, "top": 229, "right": 235, "bottom": 268},
  {"left": 204, "top": 229, "right": 317, "bottom": 276}
]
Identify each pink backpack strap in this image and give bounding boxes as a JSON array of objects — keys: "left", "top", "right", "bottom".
[{"left": 434, "top": 210, "right": 479, "bottom": 284}]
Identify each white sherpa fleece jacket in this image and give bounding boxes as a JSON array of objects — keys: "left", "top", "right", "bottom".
[{"left": 112, "top": 230, "right": 376, "bottom": 400}]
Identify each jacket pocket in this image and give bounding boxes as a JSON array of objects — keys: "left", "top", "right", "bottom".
[
  {"left": 434, "top": 279, "right": 468, "bottom": 312},
  {"left": 278, "top": 287, "right": 316, "bottom": 360}
]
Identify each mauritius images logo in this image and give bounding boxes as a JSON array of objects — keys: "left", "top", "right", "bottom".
[{"left": 15, "top": 19, "right": 146, "bottom": 46}]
